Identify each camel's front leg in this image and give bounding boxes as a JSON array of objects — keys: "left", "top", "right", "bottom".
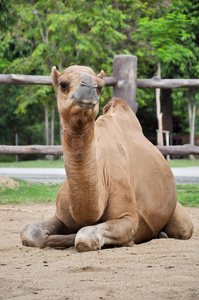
[
  {"left": 21, "top": 217, "right": 76, "bottom": 248},
  {"left": 75, "top": 216, "right": 138, "bottom": 252}
]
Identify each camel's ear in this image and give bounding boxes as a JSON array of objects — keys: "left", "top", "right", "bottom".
[
  {"left": 51, "top": 66, "right": 60, "bottom": 86},
  {"left": 97, "top": 70, "right": 105, "bottom": 79}
]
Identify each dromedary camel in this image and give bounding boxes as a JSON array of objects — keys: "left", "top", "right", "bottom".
[{"left": 21, "top": 65, "right": 193, "bottom": 252}]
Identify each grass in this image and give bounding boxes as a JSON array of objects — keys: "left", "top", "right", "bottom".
[
  {"left": 177, "top": 184, "right": 199, "bottom": 207},
  {"left": 0, "top": 159, "right": 65, "bottom": 168},
  {"left": 168, "top": 159, "right": 199, "bottom": 168},
  {"left": 0, "top": 178, "right": 61, "bottom": 204},
  {"left": 0, "top": 158, "right": 199, "bottom": 168},
  {"left": 0, "top": 178, "right": 198, "bottom": 207}
]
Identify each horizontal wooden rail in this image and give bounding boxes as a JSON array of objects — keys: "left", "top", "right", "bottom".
[
  {"left": 156, "top": 144, "right": 199, "bottom": 155},
  {"left": 0, "top": 144, "right": 198, "bottom": 156},
  {"left": 137, "top": 78, "right": 199, "bottom": 89},
  {"left": 0, "top": 145, "right": 63, "bottom": 155},
  {"left": 0, "top": 74, "right": 117, "bottom": 87},
  {"left": 1, "top": 74, "right": 199, "bottom": 88},
  {"left": 0, "top": 74, "right": 52, "bottom": 85}
]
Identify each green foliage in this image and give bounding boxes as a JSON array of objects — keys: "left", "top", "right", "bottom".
[
  {"left": 136, "top": 88, "right": 157, "bottom": 134},
  {"left": 0, "top": 177, "right": 198, "bottom": 207},
  {"left": 0, "top": 0, "right": 135, "bottom": 139},
  {"left": 16, "top": 85, "right": 55, "bottom": 114},
  {"left": 133, "top": 12, "right": 194, "bottom": 75},
  {"left": 0, "top": 0, "right": 18, "bottom": 32},
  {"left": 168, "top": 0, "right": 199, "bottom": 134},
  {"left": 0, "top": 178, "right": 60, "bottom": 204},
  {"left": 3, "top": 0, "right": 129, "bottom": 75},
  {"left": 0, "top": 156, "right": 15, "bottom": 163},
  {"left": 0, "top": 85, "right": 24, "bottom": 145},
  {"left": 0, "top": 84, "right": 50, "bottom": 151},
  {"left": 1, "top": 0, "right": 199, "bottom": 149},
  {"left": 1, "top": 158, "right": 199, "bottom": 168},
  {"left": 169, "top": 0, "right": 199, "bottom": 77},
  {"left": 177, "top": 184, "right": 199, "bottom": 207},
  {"left": 168, "top": 159, "right": 199, "bottom": 168},
  {"left": 132, "top": 1, "right": 199, "bottom": 135},
  {"left": 0, "top": 159, "right": 65, "bottom": 168}
]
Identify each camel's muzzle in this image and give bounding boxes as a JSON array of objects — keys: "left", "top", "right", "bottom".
[{"left": 72, "top": 74, "right": 99, "bottom": 109}]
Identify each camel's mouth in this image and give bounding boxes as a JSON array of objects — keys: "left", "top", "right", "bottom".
[{"left": 75, "top": 99, "right": 99, "bottom": 110}]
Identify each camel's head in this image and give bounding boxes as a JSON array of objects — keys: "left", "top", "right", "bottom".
[{"left": 51, "top": 65, "right": 105, "bottom": 127}]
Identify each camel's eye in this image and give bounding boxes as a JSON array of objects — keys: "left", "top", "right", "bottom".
[
  {"left": 59, "top": 81, "right": 69, "bottom": 92},
  {"left": 97, "top": 86, "right": 102, "bottom": 95}
]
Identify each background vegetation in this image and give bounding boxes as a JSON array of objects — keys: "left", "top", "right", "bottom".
[
  {"left": 0, "top": 177, "right": 198, "bottom": 207},
  {"left": 1, "top": 158, "right": 199, "bottom": 168},
  {"left": 0, "top": 0, "right": 199, "bottom": 162}
]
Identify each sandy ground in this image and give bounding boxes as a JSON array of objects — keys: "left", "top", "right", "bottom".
[{"left": 0, "top": 203, "right": 199, "bottom": 300}]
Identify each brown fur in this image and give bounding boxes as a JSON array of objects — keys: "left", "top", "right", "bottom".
[{"left": 20, "top": 66, "right": 193, "bottom": 252}]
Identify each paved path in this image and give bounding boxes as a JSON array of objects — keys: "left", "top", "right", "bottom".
[
  {"left": 0, "top": 168, "right": 66, "bottom": 183},
  {"left": 171, "top": 167, "right": 199, "bottom": 184},
  {"left": 1, "top": 167, "right": 199, "bottom": 184}
]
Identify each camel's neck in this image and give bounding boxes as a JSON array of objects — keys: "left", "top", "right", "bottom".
[{"left": 62, "top": 118, "right": 101, "bottom": 225}]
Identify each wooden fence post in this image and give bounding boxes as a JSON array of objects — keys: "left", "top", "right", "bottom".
[{"left": 112, "top": 54, "right": 138, "bottom": 113}]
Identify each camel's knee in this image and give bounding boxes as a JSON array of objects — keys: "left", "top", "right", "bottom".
[
  {"left": 20, "top": 223, "right": 50, "bottom": 248},
  {"left": 181, "top": 224, "right": 193, "bottom": 240},
  {"left": 165, "top": 222, "right": 193, "bottom": 240},
  {"left": 163, "top": 202, "right": 194, "bottom": 240}
]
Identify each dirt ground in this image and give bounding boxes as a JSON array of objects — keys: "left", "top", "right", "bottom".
[{"left": 0, "top": 204, "right": 199, "bottom": 300}]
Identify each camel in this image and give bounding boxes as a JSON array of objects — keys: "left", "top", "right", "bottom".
[{"left": 20, "top": 65, "right": 193, "bottom": 252}]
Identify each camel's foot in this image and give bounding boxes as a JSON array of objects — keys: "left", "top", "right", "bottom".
[
  {"left": 21, "top": 223, "right": 50, "bottom": 248},
  {"left": 75, "top": 226, "right": 104, "bottom": 252},
  {"left": 155, "top": 231, "right": 168, "bottom": 239},
  {"left": 75, "top": 217, "right": 137, "bottom": 252}
]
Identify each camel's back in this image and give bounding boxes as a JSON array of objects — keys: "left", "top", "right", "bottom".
[{"left": 95, "top": 98, "right": 177, "bottom": 241}]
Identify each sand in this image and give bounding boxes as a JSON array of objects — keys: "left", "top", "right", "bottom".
[{"left": 0, "top": 203, "right": 199, "bottom": 300}]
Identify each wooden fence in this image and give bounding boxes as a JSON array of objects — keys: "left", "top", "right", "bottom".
[{"left": 0, "top": 54, "right": 199, "bottom": 156}]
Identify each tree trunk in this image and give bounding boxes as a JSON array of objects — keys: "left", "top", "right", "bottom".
[
  {"left": 188, "top": 92, "right": 196, "bottom": 160},
  {"left": 60, "top": 122, "right": 62, "bottom": 145},
  {"left": 45, "top": 103, "right": 49, "bottom": 146},
  {"left": 51, "top": 106, "right": 55, "bottom": 145},
  {"left": 156, "top": 61, "right": 163, "bottom": 146},
  {"left": 162, "top": 89, "right": 173, "bottom": 133}
]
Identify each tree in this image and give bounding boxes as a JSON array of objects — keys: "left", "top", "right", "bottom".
[
  {"left": 0, "top": 0, "right": 18, "bottom": 30},
  {"left": 1, "top": 0, "right": 128, "bottom": 147},
  {"left": 133, "top": 12, "right": 193, "bottom": 145},
  {"left": 3, "top": 0, "right": 187, "bottom": 158},
  {"left": 169, "top": 0, "right": 199, "bottom": 158}
]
